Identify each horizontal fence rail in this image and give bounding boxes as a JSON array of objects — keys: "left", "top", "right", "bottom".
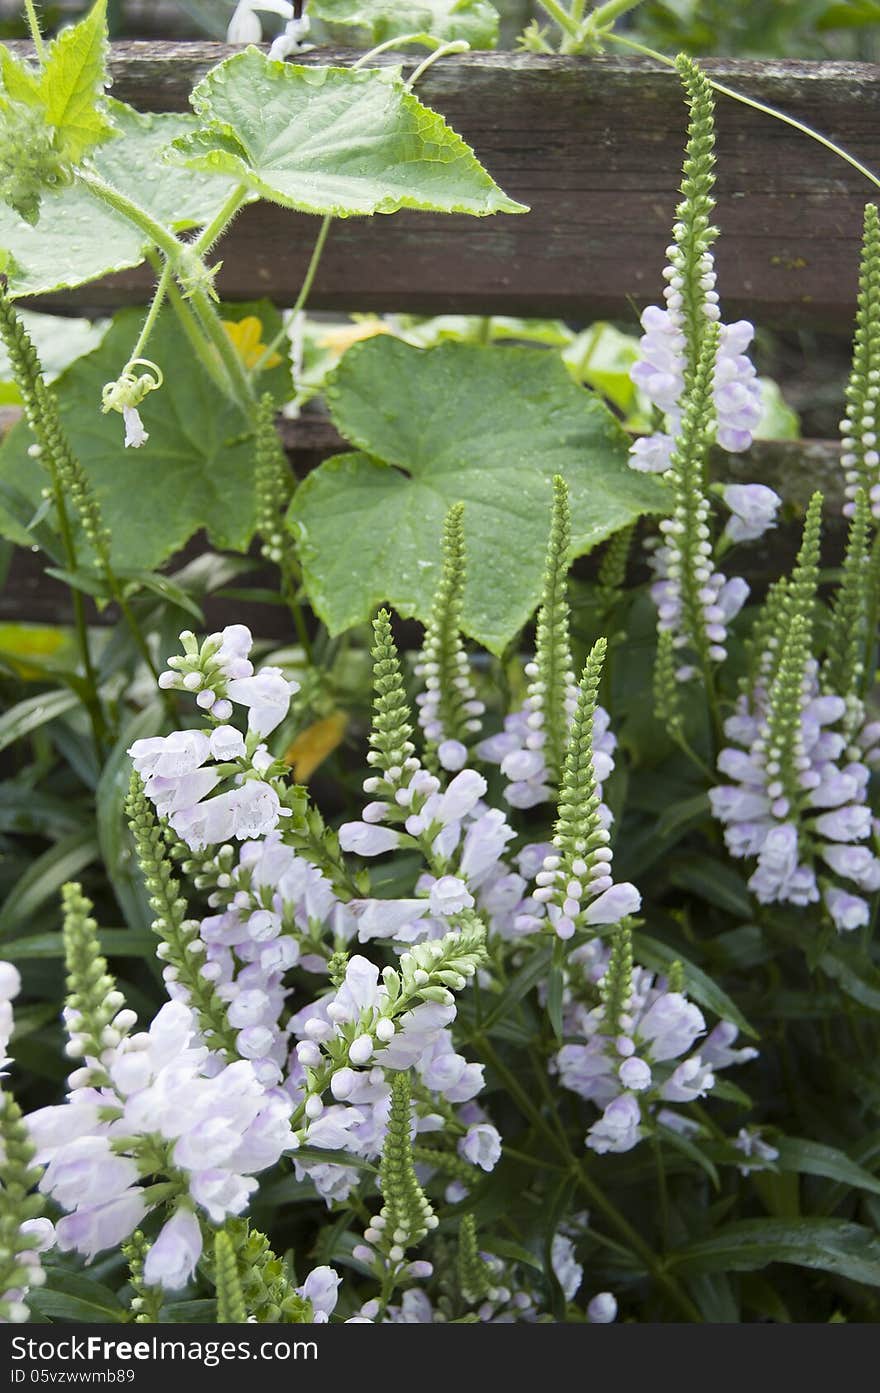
[
  {"left": 2, "top": 409, "right": 846, "bottom": 631},
  {"left": 6, "top": 43, "right": 880, "bottom": 330}
]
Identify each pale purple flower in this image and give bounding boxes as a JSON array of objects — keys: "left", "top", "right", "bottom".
[
  {"left": 629, "top": 432, "right": 675, "bottom": 474},
  {"left": 226, "top": 668, "right": 298, "bottom": 737},
  {"left": 429, "top": 876, "right": 475, "bottom": 917},
  {"left": 586, "top": 1092, "right": 642, "bottom": 1154},
  {"left": 458, "top": 1123, "right": 502, "bottom": 1172},
  {"left": 551, "top": 1234, "right": 583, "bottom": 1301},
  {"left": 143, "top": 1208, "right": 203, "bottom": 1291},
  {"left": 722, "top": 484, "right": 782, "bottom": 544},
  {"left": 587, "top": 1291, "right": 618, "bottom": 1324},
  {"left": 823, "top": 886, "right": 870, "bottom": 932},
  {"left": 297, "top": 1266, "right": 341, "bottom": 1323},
  {"left": 338, "top": 823, "right": 401, "bottom": 856},
  {"left": 55, "top": 1192, "right": 148, "bottom": 1261}
]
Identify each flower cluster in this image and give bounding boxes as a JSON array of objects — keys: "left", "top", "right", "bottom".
[
  {"left": 710, "top": 665, "right": 880, "bottom": 929},
  {"left": 556, "top": 937, "right": 756, "bottom": 1153},
  {"left": 129, "top": 626, "right": 298, "bottom": 852},
  {"left": 28, "top": 992, "right": 292, "bottom": 1286}
]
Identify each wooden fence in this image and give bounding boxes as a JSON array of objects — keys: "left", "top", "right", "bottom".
[{"left": 3, "top": 44, "right": 876, "bottom": 627}]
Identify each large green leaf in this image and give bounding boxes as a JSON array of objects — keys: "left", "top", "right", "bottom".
[
  {"left": 289, "top": 338, "right": 668, "bottom": 653},
  {"left": 0, "top": 101, "right": 235, "bottom": 299},
  {"left": 171, "top": 49, "right": 524, "bottom": 217},
  {"left": 0, "top": 310, "right": 258, "bottom": 570},
  {"left": 672, "top": 1218, "right": 880, "bottom": 1287},
  {"left": 312, "top": 0, "right": 500, "bottom": 47},
  {"left": 39, "top": 0, "right": 114, "bottom": 162},
  {"left": 772, "top": 1137, "right": 880, "bottom": 1200}
]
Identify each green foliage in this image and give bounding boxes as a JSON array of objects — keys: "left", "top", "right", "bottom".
[
  {"left": 312, "top": 0, "right": 500, "bottom": 47},
  {"left": 0, "top": 101, "right": 235, "bottom": 299},
  {"left": 0, "top": 1, "right": 113, "bottom": 223},
  {"left": 289, "top": 337, "right": 667, "bottom": 652},
  {"left": 0, "top": 309, "right": 257, "bottom": 570},
  {"left": 171, "top": 50, "right": 525, "bottom": 218}
]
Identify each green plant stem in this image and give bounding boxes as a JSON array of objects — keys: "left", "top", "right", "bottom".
[
  {"left": 189, "top": 286, "right": 255, "bottom": 413},
  {"left": 406, "top": 41, "right": 470, "bottom": 90},
  {"left": 607, "top": 32, "right": 880, "bottom": 194},
  {"left": 77, "top": 171, "right": 186, "bottom": 263},
  {"left": 253, "top": 215, "right": 334, "bottom": 375},
  {"left": 590, "top": 0, "right": 645, "bottom": 30},
  {"left": 23, "top": 0, "right": 45, "bottom": 58},
  {"left": 191, "top": 186, "right": 250, "bottom": 258},
  {"left": 151, "top": 254, "right": 230, "bottom": 398},
  {"left": 352, "top": 34, "right": 438, "bottom": 68},
  {"left": 475, "top": 1032, "right": 702, "bottom": 1321},
  {"left": 127, "top": 259, "right": 172, "bottom": 368},
  {"left": 537, "top": 0, "right": 580, "bottom": 38}
]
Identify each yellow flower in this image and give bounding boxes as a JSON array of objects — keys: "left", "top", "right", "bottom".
[
  {"left": 222, "top": 316, "right": 283, "bottom": 370},
  {"left": 316, "top": 319, "right": 391, "bottom": 359},
  {"left": 283, "top": 711, "right": 348, "bottom": 782}
]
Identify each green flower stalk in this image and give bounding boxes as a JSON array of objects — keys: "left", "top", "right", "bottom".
[
  {"left": 367, "top": 609, "right": 419, "bottom": 790},
  {"left": 124, "top": 1230, "right": 164, "bottom": 1324},
  {"left": 599, "top": 924, "right": 634, "bottom": 1037},
  {"left": 214, "top": 1229, "right": 248, "bottom": 1324},
  {"left": 357, "top": 1073, "right": 437, "bottom": 1286},
  {"left": 597, "top": 522, "right": 635, "bottom": 604},
  {"left": 672, "top": 55, "right": 719, "bottom": 377},
  {"left": 746, "top": 492, "right": 823, "bottom": 692},
  {"left": 254, "top": 392, "right": 297, "bottom": 567},
  {"left": 533, "top": 640, "right": 641, "bottom": 942},
  {"left": 840, "top": 204, "right": 880, "bottom": 521},
  {"left": 458, "top": 1215, "right": 492, "bottom": 1305},
  {"left": 527, "top": 475, "right": 576, "bottom": 784},
  {"left": 61, "top": 881, "right": 132, "bottom": 1086},
  {"left": 654, "top": 628, "right": 683, "bottom": 735},
  {"left": 195, "top": 1219, "right": 312, "bottom": 1323},
  {"left": 761, "top": 613, "right": 814, "bottom": 819},
  {"left": 126, "top": 773, "right": 239, "bottom": 1060},
  {"left": 824, "top": 489, "right": 871, "bottom": 704},
  {"left": 0, "top": 282, "right": 110, "bottom": 558},
  {"left": 0, "top": 1092, "right": 47, "bottom": 1325},
  {"left": 415, "top": 503, "right": 485, "bottom": 770}
]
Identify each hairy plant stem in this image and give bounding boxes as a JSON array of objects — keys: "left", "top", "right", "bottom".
[
  {"left": 127, "top": 259, "right": 172, "bottom": 368},
  {"left": 23, "top": 0, "right": 45, "bottom": 58},
  {"left": 190, "top": 186, "right": 249, "bottom": 259}
]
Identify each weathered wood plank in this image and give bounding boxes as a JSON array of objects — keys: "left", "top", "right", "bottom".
[{"left": 8, "top": 43, "right": 880, "bottom": 330}]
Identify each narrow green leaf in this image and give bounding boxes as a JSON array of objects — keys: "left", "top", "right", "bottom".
[
  {"left": 773, "top": 1136, "right": 880, "bottom": 1200},
  {"left": 671, "top": 1218, "right": 880, "bottom": 1288},
  {"left": 0, "top": 688, "right": 80, "bottom": 755},
  {"left": 819, "top": 942, "right": 880, "bottom": 1012},
  {"left": 0, "top": 828, "right": 98, "bottom": 937},
  {"left": 483, "top": 944, "right": 552, "bottom": 1032}
]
